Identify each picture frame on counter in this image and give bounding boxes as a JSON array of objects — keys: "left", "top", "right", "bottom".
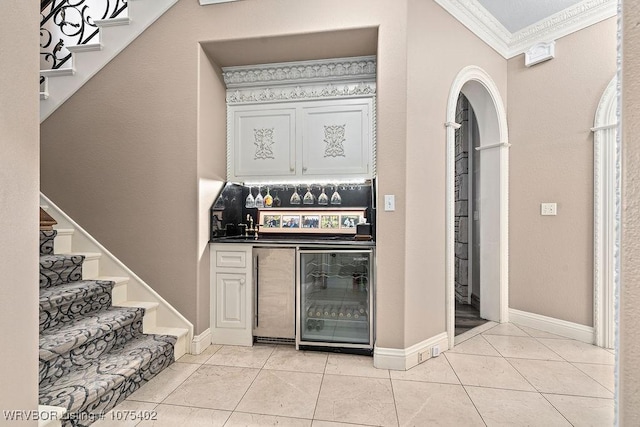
[{"left": 258, "top": 208, "right": 366, "bottom": 234}]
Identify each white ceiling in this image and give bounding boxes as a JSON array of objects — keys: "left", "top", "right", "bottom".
[
  {"left": 477, "top": 0, "right": 583, "bottom": 33},
  {"left": 435, "top": 0, "right": 616, "bottom": 58}
]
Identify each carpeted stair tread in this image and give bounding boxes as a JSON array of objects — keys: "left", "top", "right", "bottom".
[
  {"left": 37, "top": 222, "right": 178, "bottom": 426},
  {"left": 39, "top": 280, "right": 115, "bottom": 332},
  {"left": 40, "top": 254, "right": 84, "bottom": 288},
  {"left": 39, "top": 334, "right": 176, "bottom": 419},
  {"left": 40, "top": 306, "right": 145, "bottom": 363},
  {"left": 40, "top": 280, "right": 114, "bottom": 312}
]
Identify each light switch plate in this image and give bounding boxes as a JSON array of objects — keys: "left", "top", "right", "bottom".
[
  {"left": 384, "top": 195, "right": 395, "bottom": 211},
  {"left": 541, "top": 203, "right": 557, "bottom": 216}
]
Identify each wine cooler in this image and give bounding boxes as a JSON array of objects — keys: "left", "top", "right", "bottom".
[{"left": 297, "top": 249, "right": 374, "bottom": 350}]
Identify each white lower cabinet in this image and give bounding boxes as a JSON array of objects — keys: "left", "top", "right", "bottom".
[{"left": 210, "top": 244, "right": 253, "bottom": 346}]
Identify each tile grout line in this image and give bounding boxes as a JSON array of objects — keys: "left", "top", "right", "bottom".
[
  {"left": 538, "top": 392, "right": 578, "bottom": 426},
  {"left": 388, "top": 372, "right": 401, "bottom": 427},
  {"left": 569, "top": 361, "right": 616, "bottom": 393},
  {"left": 530, "top": 334, "right": 572, "bottom": 362},
  {"left": 461, "top": 329, "right": 574, "bottom": 426},
  {"left": 442, "top": 352, "right": 488, "bottom": 427},
  {"left": 499, "top": 338, "right": 614, "bottom": 399},
  {"left": 310, "top": 349, "right": 330, "bottom": 422},
  {"left": 501, "top": 354, "right": 544, "bottom": 394},
  {"left": 227, "top": 343, "right": 278, "bottom": 418},
  {"left": 136, "top": 345, "right": 233, "bottom": 424},
  {"left": 128, "top": 357, "right": 207, "bottom": 408}
]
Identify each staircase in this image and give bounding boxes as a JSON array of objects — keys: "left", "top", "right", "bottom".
[
  {"left": 38, "top": 198, "right": 192, "bottom": 426},
  {"left": 40, "top": 0, "right": 178, "bottom": 122}
]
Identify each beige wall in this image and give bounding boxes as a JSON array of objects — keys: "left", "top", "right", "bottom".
[
  {"left": 39, "top": 0, "right": 619, "bottom": 354},
  {"left": 620, "top": 0, "right": 640, "bottom": 423},
  {"left": 0, "top": 0, "right": 39, "bottom": 423},
  {"left": 404, "top": 0, "right": 508, "bottom": 343},
  {"left": 41, "top": 0, "right": 410, "bottom": 344},
  {"left": 197, "top": 48, "right": 226, "bottom": 334},
  {"left": 508, "top": 18, "right": 617, "bottom": 326}
]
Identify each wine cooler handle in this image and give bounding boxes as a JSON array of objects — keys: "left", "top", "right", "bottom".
[{"left": 254, "top": 255, "right": 259, "bottom": 328}]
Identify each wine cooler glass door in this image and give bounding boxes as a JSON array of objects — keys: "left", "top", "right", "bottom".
[{"left": 298, "top": 250, "right": 372, "bottom": 347}]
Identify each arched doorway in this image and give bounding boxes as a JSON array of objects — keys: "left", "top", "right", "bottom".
[
  {"left": 445, "top": 66, "right": 509, "bottom": 348},
  {"left": 593, "top": 76, "right": 618, "bottom": 349}
]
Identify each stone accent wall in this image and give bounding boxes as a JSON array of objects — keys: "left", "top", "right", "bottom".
[{"left": 454, "top": 95, "right": 470, "bottom": 303}]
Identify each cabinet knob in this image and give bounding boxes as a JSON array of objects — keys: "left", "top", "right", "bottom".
[
  {"left": 240, "top": 278, "right": 245, "bottom": 285},
  {"left": 290, "top": 167, "right": 295, "bottom": 172},
  {"left": 302, "top": 166, "right": 308, "bottom": 172}
]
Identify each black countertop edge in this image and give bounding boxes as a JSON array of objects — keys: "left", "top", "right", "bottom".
[{"left": 209, "top": 236, "right": 375, "bottom": 247}]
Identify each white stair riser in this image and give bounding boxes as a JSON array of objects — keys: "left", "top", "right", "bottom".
[
  {"left": 81, "top": 258, "right": 100, "bottom": 280},
  {"left": 174, "top": 334, "right": 187, "bottom": 360},
  {"left": 143, "top": 308, "right": 158, "bottom": 332},
  {"left": 112, "top": 282, "right": 128, "bottom": 305},
  {"left": 53, "top": 230, "right": 73, "bottom": 254}
]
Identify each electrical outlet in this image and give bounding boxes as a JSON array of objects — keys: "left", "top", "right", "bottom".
[
  {"left": 431, "top": 345, "right": 441, "bottom": 357},
  {"left": 541, "top": 202, "right": 557, "bottom": 216},
  {"left": 384, "top": 195, "right": 395, "bottom": 211},
  {"left": 418, "top": 350, "right": 429, "bottom": 364}
]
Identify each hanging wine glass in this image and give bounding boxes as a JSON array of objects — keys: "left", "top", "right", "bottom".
[
  {"left": 290, "top": 186, "right": 301, "bottom": 205},
  {"left": 273, "top": 190, "right": 281, "bottom": 207},
  {"left": 318, "top": 187, "right": 329, "bottom": 205},
  {"left": 264, "top": 187, "right": 273, "bottom": 208},
  {"left": 254, "top": 186, "right": 264, "bottom": 208},
  {"left": 245, "top": 186, "right": 255, "bottom": 209},
  {"left": 330, "top": 185, "right": 342, "bottom": 205},
  {"left": 303, "top": 187, "right": 314, "bottom": 205}
]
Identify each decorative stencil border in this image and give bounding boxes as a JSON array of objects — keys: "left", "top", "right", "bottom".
[
  {"left": 226, "top": 82, "right": 376, "bottom": 105},
  {"left": 222, "top": 56, "right": 376, "bottom": 89}
]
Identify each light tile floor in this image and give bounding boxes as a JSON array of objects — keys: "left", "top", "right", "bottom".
[{"left": 94, "top": 323, "right": 615, "bottom": 426}]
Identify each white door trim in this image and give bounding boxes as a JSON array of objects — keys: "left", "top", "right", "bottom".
[
  {"left": 445, "top": 66, "right": 509, "bottom": 349},
  {"left": 592, "top": 76, "right": 618, "bottom": 349}
]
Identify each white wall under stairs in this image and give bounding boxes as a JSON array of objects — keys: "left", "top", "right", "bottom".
[
  {"left": 40, "top": 0, "right": 178, "bottom": 123},
  {"left": 41, "top": 193, "right": 193, "bottom": 360}
]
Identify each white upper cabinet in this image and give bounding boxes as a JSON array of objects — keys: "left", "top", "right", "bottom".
[
  {"left": 301, "top": 99, "right": 371, "bottom": 178},
  {"left": 223, "top": 56, "right": 376, "bottom": 183},
  {"left": 230, "top": 107, "right": 296, "bottom": 179},
  {"left": 228, "top": 98, "right": 372, "bottom": 182}
]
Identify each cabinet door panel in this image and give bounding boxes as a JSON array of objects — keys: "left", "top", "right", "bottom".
[
  {"left": 301, "top": 101, "right": 370, "bottom": 177},
  {"left": 216, "top": 273, "right": 246, "bottom": 329},
  {"left": 232, "top": 107, "right": 296, "bottom": 179},
  {"left": 253, "top": 248, "right": 296, "bottom": 339}
]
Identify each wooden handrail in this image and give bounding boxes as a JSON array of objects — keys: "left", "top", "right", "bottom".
[{"left": 40, "top": 208, "right": 57, "bottom": 230}]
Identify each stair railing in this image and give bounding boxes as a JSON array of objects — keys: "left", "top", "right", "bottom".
[{"left": 40, "top": 0, "right": 128, "bottom": 71}]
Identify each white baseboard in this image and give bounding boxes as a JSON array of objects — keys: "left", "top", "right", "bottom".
[
  {"left": 38, "top": 405, "right": 66, "bottom": 427},
  {"left": 191, "top": 328, "right": 212, "bottom": 355},
  {"left": 374, "top": 332, "right": 449, "bottom": 371},
  {"left": 509, "top": 308, "right": 594, "bottom": 344}
]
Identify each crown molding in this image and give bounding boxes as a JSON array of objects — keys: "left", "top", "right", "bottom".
[
  {"left": 226, "top": 82, "right": 376, "bottom": 105},
  {"left": 222, "top": 56, "right": 376, "bottom": 89},
  {"left": 434, "top": 0, "right": 511, "bottom": 56},
  {"left": 434, "top": 0, "right": 616, "bottom": 59}
]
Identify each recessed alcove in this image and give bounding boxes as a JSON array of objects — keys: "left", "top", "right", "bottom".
[{"left": 200, "top": 27, "right": 378, "bottom": 67}]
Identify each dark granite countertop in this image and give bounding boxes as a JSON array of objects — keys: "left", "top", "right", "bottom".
[{"left": 209, "top": 235, "right": 375, "bottom": 247}]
